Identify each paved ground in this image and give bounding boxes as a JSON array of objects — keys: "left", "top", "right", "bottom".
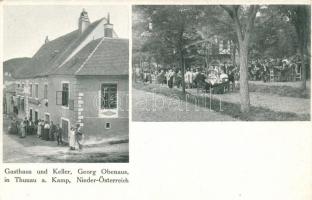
[
  {"left": 187, "top": 89, "right": 310, "bottom": 115},
  {"left": 132, "top": 89, "right": 236, "bottom": 121},
  {"left": 3, "top": 117, "right": 129, "bottom": 163}
]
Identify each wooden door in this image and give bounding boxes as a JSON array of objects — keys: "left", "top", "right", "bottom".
[{"left": 61, "top": 119, "right": 69, "bottom": 142}]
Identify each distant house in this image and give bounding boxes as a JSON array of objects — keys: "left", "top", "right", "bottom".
[
  {"left": 6, "top": 9, "right": 129, "bottom": 144},
  {"left": 203, "top": 35, "right": 234, "bottom": 67}
]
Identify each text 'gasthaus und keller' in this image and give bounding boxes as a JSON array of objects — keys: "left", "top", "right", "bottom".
[{"left": 3, "top": 168, "right": 129, "bottom": 184}]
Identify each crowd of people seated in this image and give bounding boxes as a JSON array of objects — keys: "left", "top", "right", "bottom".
[
  {"left": 134, "top": 55, "right": 305, "bottom": 94},
  {"left": 136, "top": 63, "right": 237, "bottom": 94},
  {"left": 248, "top": 56, "right": 303, "bottom": 82}
]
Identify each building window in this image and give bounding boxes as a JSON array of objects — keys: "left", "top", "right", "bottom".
[
  {"left": 44, "top": 84, "right": 48, "bottom": 99},
  {"left": 21, "top": 98, "right": 25, "bottom": 112},
  {"left": 22, "top": 84, "right": 24, "bottom": 88},
  {"left": 35, "top": 84, "right": 39, "bottom": 98},
  {"left": 34, "top": 111, "right": 38, "bottom": 122},
  {"left": 105, "top": 122, "right": 111, "bottom": 129},
  {"left": 223, "top": 40, "right": 228, "bottom": 50},
  {"left": 29, "top": 108, "right": 33, "bottom": 121},
  {"left": 29, "top": 84, "right": 32, "bottom": 97},
  {"left": 62, "top": 83, "right": 69, "bottom": 107},
  {"left": 101, "top": 84, "right": 117, "bottom": 110},
  {"left": 17, "top": 84, "right": 20, "bottom": 88}
]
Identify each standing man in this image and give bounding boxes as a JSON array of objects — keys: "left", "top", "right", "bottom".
[
  {"left": 75, "top": 124, "right": 83, "bottom": 150},
  {"left": 49, "top": 121, "right": 57, "bottom": 141},
  {"left": 20, "top": 120, "right": 26, "bottom": 138},
  {"left": 55, "top": 124, "right": 63, "bottom": 145},
  {"left": 28, "top": 120, "right": 35, "bottom": 135},
  {"left": 24, "top": 117, "right": 29, "bottom": 136}
]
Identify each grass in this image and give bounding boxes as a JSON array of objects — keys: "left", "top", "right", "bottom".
[
  {"left": 249, "top": 83, "right": 310, "bottom": 99},
  {"left": 134, "top": 83, "right": 310, "bottom": 121}
]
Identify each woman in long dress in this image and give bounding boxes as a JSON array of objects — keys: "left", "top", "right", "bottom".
[
  {"left": 20, "top": 121, "right": 26, "bottom": 138},
  {"left": 43, "top": 121, "right": 50, "bottom": 141},
  {"left": 68, "top": 127, "right": 76, "bottom": 150},
  {"left": 37, "top": 120, "right": 42, "bottom": 138}
]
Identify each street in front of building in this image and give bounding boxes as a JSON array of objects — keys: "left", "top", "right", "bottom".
[{"left": 3, "top": 116, "right": 129, "bottom": 163}]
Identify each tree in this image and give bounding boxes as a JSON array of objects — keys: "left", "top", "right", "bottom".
[
  {"left": 134, "top": 5, "right": 202, "bottom": 94},
  {"left": 221, "top": 5, "right": 259, "bottom": 113},
  {"left": 250, "top": 6, "right": 298, "bottom": 59},
  {"left": 278, "top": 5, "right": 310, "bottom": 89}
]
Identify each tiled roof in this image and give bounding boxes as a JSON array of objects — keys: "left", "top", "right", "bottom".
[
  {"left": 14, "top": 18, "right": 104, "bottom": 79},
  {"left": 45, "top": 18, "right": 104, "bottom": 75},
  {"left": 14, "top": 30, "right": 79, "bottom": 78},
  {"left": 75, "top": 38, "right": 129, "bottom": 76},
  {"left": 53, "top": 38, "right": 129, "bottom": 76},
  {"left": 52, "top": 38, "right": 102, "bottom": 75}
]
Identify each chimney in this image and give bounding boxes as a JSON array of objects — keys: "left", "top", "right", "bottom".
[
  {"left": 78, "top": 8, "right": 90, "bottom": 33},
  {"left": 104, "top": 13, "right": 113, "bottom": 38},
  {"left": 45, "top": 36, "right": 49, "bottom": 44}
]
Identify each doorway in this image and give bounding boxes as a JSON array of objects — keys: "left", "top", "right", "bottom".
[
  {"left": 34, "top": 111, "right": 38, "bottom": 122},
  {"left": 61, "top": 118, "right": 69, "bottom": 142}
]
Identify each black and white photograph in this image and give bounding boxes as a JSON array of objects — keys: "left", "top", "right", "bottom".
[
  {"left": 132, "top": 5, "right": 311, "bottom": 121},
  {"left": 3, "top": 5, "right": 129, "bottom": 162},
  {"left": 1, "top": 2, "right": 312, "bottom": 200}
]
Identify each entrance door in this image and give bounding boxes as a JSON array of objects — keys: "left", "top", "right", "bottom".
[
  {"left": 34, "top": 111, "right": 38, "bottom": 122},
  {"left": 61, "top": 119, "right": 69, "bottom": 142},
  {"left": 29, "top": 109, "right": 33, "bottom": 121}
]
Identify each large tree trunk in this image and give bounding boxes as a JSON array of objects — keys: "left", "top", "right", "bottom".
[
  {"left": 221, "top": 5, "right": 258, "bottom": 114},
  {"left": 239, "top": 41, "right": 250, "bottom": 113},
  {"left": 301, "top": 10, "right": 308, "bottom": 90},
  {"left": 294, "top": 6, "right": 309, "bottom": 90},
  {"left": 300, "top": 44, "right": 307, "bottom": 89}
]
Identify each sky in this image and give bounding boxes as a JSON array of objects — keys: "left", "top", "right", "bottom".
[{"left": 3, "top": 5, "right": 129, "bottom": 61}]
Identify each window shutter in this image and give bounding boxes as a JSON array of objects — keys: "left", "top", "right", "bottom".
[{"left": 62, "top": 91, "right": 69, "bottom": 106}]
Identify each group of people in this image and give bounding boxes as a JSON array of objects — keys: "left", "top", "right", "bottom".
[
  {"left": 8, "top": 117, "right": 83, "bottom": 150},
  {"left": 137, "top": 64, "right": 236, "bottom": 94},
  {"left": 135, "top": 55, "right": 304, "bottom": 93},
  {"left": 248, "top": 56, "right": 303, "bottom": 82}
]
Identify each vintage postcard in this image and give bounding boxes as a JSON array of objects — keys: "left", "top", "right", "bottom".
[{"left": 1, "top": 1, "right": 311, "bottom": 200}]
